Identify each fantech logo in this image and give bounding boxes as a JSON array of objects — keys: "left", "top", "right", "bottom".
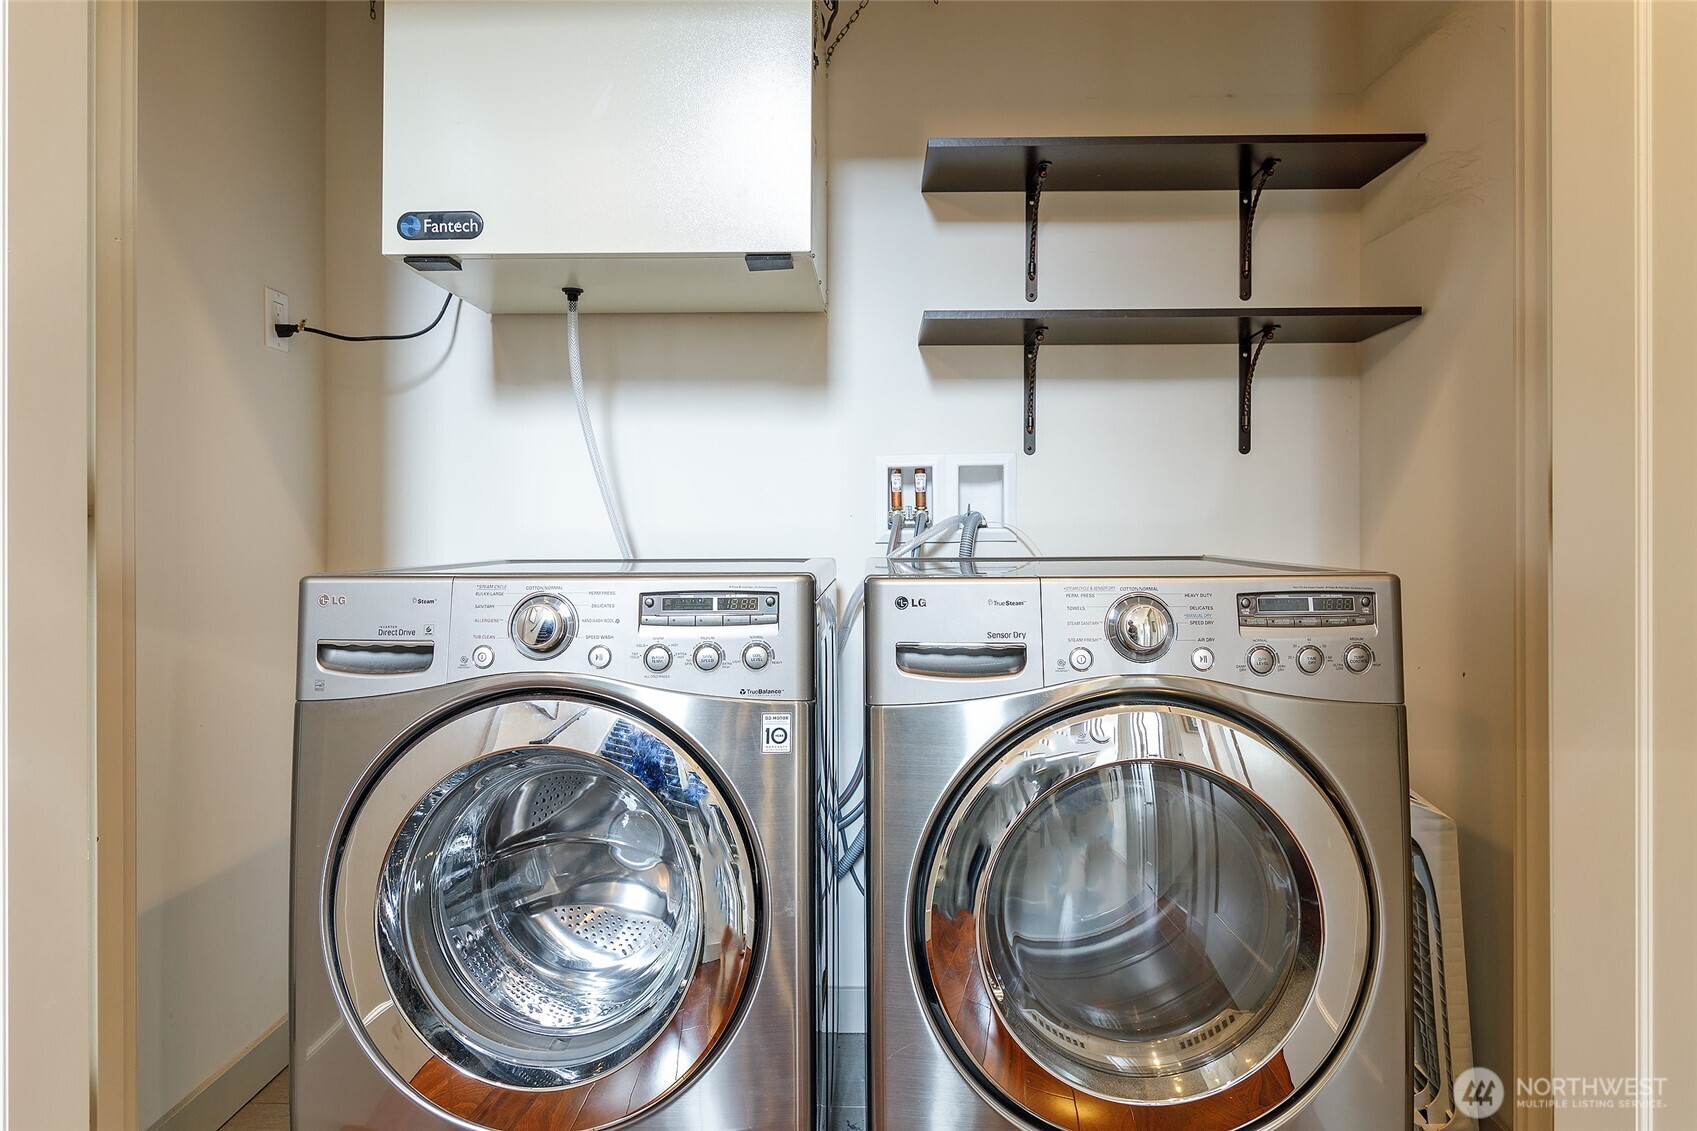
[
  {"left": 893, "top": 596, "right": 926, "bottom": 610},
  {"left": 397, "top": 211, "right": 484, "bottom": 240}
]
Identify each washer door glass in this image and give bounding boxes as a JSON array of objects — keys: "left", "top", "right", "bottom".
[
  {"left": 914, "top": 699, "right": 1369, "bottom": 1126},
  {"left": 380, "top": 747, "right": 703, "bottom": 1082},
  {"left": 331, "top": 693, "right": 760, "bottom": 1121}
]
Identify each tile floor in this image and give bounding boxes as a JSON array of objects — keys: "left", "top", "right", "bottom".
[{"left": 219, "top": 1035, "right": 869, "bottom": 1130}]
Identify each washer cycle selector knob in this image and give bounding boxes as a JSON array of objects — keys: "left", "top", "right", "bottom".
[
  {"left": 742, "top": 642, "right": 773, "bottom": 671},
  {"left": 693, "top": 643, "right": 723, "bottom": 672},
  {"left": 643, "top": 645, "right": 673, "bottom": 673},
  {"left": 1105, "top": 595, "right": 1175, "bottom": 662},
  {"left": 1344, "top": 644, "right": 1374, "bottom": 673},
  {"left": 1296, "top": 645, "right": 1325, "bottom": 675},
  {"left": 1247, "top": 645, "right": 1278, "bottom": 675},
  {"left": 510, "top": 594, "right": 576, "bottom": 659}
]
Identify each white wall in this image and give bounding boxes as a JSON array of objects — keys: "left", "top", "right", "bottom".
[
  {"left": 6, "top": 2, "right": 96, "bottom": 1125},
  {"left": 325, "top": 0, "right": 1373, "bottom": 1013},
  {"left": 134, "top": 4, "right": 326, "bottom": 1125},
  {"left": 1357, "top": 2, "right": 1520, "bottom": 1112}
]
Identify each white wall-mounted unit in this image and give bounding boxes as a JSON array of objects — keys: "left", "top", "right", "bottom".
[{"left": 382, "top": 1, "right": 825, "bottom": 313}]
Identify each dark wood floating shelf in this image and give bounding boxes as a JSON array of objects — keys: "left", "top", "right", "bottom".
[
  {"left": 919, "top": 306, "right": 1424, "bottom": 347},
  {"left": 923, "top": 133, "right": 1428, "bottom": 305},
  {"left": 921, "top": 134, "right": 1428, "bottom": 193},
  {"left": 920, "top": 307, "right": 1423, "bottom": 456}
]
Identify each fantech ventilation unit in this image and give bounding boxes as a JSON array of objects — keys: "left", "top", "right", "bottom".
[
  {"left": 1411, "top": 792, "right": 1479, "bottom": 1131},
  {"left": 382, "top": 1, "right": 825, "bottom": 313}
]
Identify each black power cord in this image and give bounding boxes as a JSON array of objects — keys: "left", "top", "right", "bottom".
[{"left": 275, "top": 292, "right": 456, "bottom": 343}]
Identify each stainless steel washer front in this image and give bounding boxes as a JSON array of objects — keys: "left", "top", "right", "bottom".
[{"left": 334, "top": 692, "right": 759, "bottom": 1115}]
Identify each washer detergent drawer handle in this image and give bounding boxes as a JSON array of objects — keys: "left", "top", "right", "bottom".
[
  {"left": 316, "top": 639, "right": 435, "bottom": 675},
  {"left": 895, "top": 642, "right": 1027, "bottom": 678}
]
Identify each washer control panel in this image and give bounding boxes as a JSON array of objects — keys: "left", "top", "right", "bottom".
[
  {"left": 299, "top": 570, "right": 820, "bottom": 701},
  {"left": 640, "top": 590, "right": 778, "bottom": 628}
]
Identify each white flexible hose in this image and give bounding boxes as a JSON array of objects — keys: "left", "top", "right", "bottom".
[{"left": 567, "top": 300, "right": 634, "bottom": 559}]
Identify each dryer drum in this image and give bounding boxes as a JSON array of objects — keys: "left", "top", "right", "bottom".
[
  {"left": 912, "top": 698, "right": 1368, "bottom": 1119},
  {"left": 977, "top": 759, "right": 1318, "bottom": 1092}
]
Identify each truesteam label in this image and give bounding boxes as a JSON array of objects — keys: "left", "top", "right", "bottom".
[{"left": 761, "top": 713, "right": 793, "bottom": 754}]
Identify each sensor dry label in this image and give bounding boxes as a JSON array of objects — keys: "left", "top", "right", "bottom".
[{"left": 761, "top": 713, "right": 793, "bottom": 754}]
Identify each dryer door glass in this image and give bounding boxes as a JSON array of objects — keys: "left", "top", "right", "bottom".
[
  {"left": 914, "top": 699, "right": 1369, "bottom": 1124},
  {"left": 979, "top": 760, "right": 1314, "bottom": 1089},
  {"left": 332, "top": 693, "right": 760, "bottom": 1117}
]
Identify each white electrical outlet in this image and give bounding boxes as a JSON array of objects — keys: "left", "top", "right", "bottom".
[
  {"left": 264, "top": 287, "right": 290, "bottom": 353},
  {"left": 873, "top": 455, "right": 1017, "bottom": 547}
]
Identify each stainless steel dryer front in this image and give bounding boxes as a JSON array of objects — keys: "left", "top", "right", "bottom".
[
  {"left": 291, "top": 560, "right": 835, "bottom": 1131},
  {"left": 864, "top": 558, "right": 1409, "bottom": 1131}
]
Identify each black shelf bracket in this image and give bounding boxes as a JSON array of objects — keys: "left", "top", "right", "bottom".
[
  {"left": 1238, "top": 149, "right": 1281, "bottom": 301},
  {"left": 1237, "top": 318, "right": 1279, "bottom": 454},
  {"left": 1025, "top": 161, "right": 1051, "bottom": 303},
  {"left": 1023, "top": 324, "right": 1046, "bottom": 454}
]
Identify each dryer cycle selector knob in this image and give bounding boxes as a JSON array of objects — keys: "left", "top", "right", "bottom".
[
  {"left": 742, "top": 642, "right": 773, "bottom": 671},
  {"left": 693, "top": 643, "right": 723, "bottom": 672},
  {"left": 1247, "top": 645, "right": 1278, "bottom": 675},
  {"left": 1296, "top": 645, "right": 1325, "bottom": 675},
  {"left": 510, "top": 594, "right": 576, "bottom": 659},
  {"left": 643, "top": 645, "right": 673, "bottom": 673},
  {"left": 1105, "top": 594, "right": 1175, "bottom": 662},
  {"left": 1344, "top": 644, "right": 1374, "bottom": 673}
]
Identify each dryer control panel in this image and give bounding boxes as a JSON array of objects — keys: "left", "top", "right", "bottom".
[
  {"left": 1038, "top": 575, "right": 1400, "bottom": 704},
  {"left": 866, "top": 564, "right": 1401, "bottom": 706}
]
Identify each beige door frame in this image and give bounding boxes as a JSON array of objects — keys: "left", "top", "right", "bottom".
[
  {"left": 5, "top": 1, "right": 98, "bottom": 1126},
  {"left": 92, "top": 0, "right": 140, "bottom": 1127},
  {"left": 1547, "top": 2, "right": 1697, "bottom": 1130}
]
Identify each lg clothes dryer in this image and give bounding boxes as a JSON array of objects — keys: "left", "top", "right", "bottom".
[
  {"left": 292, "top": 560, "right": 835, "bottom": 1131},
  {"left": 865, "top": 558, "right": 1409, "bottom": 1131}
]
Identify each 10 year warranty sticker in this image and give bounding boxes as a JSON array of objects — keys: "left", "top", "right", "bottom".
[{"left": 761, "top": 713, "right": 793, "bottom": 754}]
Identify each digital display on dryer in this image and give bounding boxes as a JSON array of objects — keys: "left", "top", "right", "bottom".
[{"left": 1256, "top": 596, "right": 1309, "bottom": 613}]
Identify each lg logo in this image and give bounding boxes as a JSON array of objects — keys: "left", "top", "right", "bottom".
[
  {"left": 317, "top": 594, "right": 347, "bottom": 607},
  {"left": 894, "top": 596, "right": 926, "bottom": 610}
]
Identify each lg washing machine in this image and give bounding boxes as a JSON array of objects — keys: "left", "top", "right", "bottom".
[
  {"left": 291, "top": 560, "right": 835, "bottom": 1131},
  {"left": 864, "top": 558, "right": 1409, "bottom": 1130}
]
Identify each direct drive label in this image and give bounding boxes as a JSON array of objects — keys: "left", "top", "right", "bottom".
[{"left": 761, "top": 713, "right": 793, "bottom": 754}]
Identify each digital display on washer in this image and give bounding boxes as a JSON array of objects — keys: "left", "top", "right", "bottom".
[
  {"left": 662, "top": 596, "right": 714, "bottom": 612},
  {"left": 1256, "top": 596, "right": 1310, "bottom": 613},
  {"left": 718, "top": 596, "right": 760, "bottom": 612}
]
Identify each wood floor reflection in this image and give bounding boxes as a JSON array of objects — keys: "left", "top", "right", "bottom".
[
  {"left": 406, "top": 948, "right": 748, "bottom": 1131},
  {"left": 924, "top": 910, "right": 1294, "bottom": 1130}
]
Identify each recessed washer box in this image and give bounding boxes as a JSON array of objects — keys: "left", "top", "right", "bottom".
[{"left": 383, "top": 1, "right": 825, "bottom": 313}]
